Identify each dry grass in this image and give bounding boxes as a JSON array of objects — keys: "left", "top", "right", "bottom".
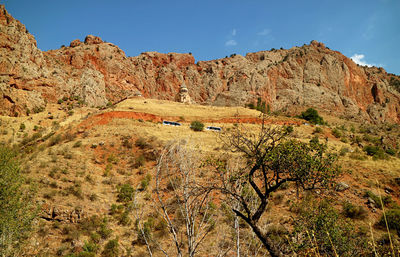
[
  {"left": 115, "top": 98, "right": 262, "bottom": 120},
  {"left": 1, "top": 98, "right": 400, "bottom": 256}
]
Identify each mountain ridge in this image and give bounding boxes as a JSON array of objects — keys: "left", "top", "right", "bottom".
[{"left": 1, "top": 4, "right": 399, "bottom": 123}]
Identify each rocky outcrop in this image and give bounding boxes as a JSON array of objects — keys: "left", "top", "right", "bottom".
[
  {"left": 41, "top": 203, "right": 85, "bottom": 223},
  {"left": 1, "top": 5, "right": 399, "bottom": 123}
]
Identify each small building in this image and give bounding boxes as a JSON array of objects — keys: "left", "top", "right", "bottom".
[{"left": 175, "top": 82, "right": 193, "bottom": 104}]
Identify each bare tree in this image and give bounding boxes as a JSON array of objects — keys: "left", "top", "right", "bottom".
[
  {"left": 155, "top": 141, "right": 216, "bottom": 257},
  {"left": 212, "top": 120, "right": 340, "bottom": 257}
]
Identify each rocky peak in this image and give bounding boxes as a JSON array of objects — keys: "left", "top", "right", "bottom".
[
  {"left": 70, "top": 39, "right": 82, "bottom": 47},
  {"left": 0, "top": 5, "right": 399, "bottom": 124},
  {"left": 84, "top": 35, "right": 103, "bottom": 45},
  {"left": 310, "top": 40, "right": 326, "bottom": 48}
]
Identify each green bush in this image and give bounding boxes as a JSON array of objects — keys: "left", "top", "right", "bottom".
[
  {"left": 48, "top": 134, "right": 62, "bottom": 146},
  {"left": 102, "top": 239, "right": 119, "bottom": 257},
  {"left": 364, "top": 190, "right": 392, "bottom": 208},
  {"left": 117, "top": 184, "right": 134, "bottom": 202},
  {"left": 98, "top": 219, "right": 112, "bottom": 239},
  {"left": 342, "top": 202, "right": 367, "bottom": 219},
  {"left": 82, "top": 240, "right": 99, "bottom": 253},
  {"left": 298, "top": 108, "right": 324, "bottom": 125},
  {"left": 285, "top": 125, "right": 294, "bottom": 134},
  {"left": 363, "top": 145, "right": 386, "bottom": 159},
  {"left": 0, "top": 146, "right": 37, "bottom": 256},
  {"left": 378, "top": 209, "right": 400, "bottom": 236},
  {"left": 293, "top": 196, "right": 369, "bottom": 256},
  {"left": 313, "top": 127, "right": 323, "bottom": 134},
  {"left": 190, "top": 121, "right": 204, "bottom": 131},
  {"left": 19, "top": 123, "right": 26, "bottom": 131},
  {"left": 386, "top": 148, "right": 396, "bottom": 156},
  {"left": 331, "top": 128, "right": 342, "bottom": 138},
  {"left": 140, "top": 174, "right": 152, "bottom": 191}
]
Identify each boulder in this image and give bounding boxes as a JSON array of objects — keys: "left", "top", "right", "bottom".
[
  {"left": 84, "top": 35, "right": 103, "bottom": 44},
  {"left": 70, "top": 39, "right": 82, "bottom": 47},
  {"left": 336, "top": 182, "right": 350, "bottom": 192}
]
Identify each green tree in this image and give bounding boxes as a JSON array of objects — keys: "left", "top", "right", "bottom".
[
  {"left": 216, "top": 119, "right": 339, "bottom": 256},
  {"left": 0, "top": 145, "right": 37, "bottom": 256},
  {"left": 299, "top": 108, "right": 324, "bottom": 125}
]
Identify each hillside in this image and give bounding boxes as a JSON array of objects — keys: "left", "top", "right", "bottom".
[
  {"left": 1, "top": 4, "right": 400, "bottom": 257},
  {"left": 1, "top": 5, "right": 400, "bottom": 124},
  {"left": 1, "top": 96, "right": 400, "bottom": 256}
]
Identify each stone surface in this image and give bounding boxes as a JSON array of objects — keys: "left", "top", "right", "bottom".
[
  {"left": 1, "top": 5, "right": 400, "bottom": 124},
  {"left": 336, "top": 182, "right": 350, "bottom": 192}
]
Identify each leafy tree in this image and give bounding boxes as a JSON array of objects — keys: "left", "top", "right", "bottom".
[
  {"left": 299, "top": 108, "right": 324, "bottom": 125},
  {"left": 214, "top": 118, "right": 339, "bottom": 256},
  {"left": 0, "top": 145, "right": 37, "bottom": 256}
]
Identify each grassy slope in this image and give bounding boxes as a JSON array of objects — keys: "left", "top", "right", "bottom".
[{"left": 0, "top": 98, "right": 399, "bottom": 256}]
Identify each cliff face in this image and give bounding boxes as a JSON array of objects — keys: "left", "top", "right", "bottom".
[{"left": 1, "top": 5, "right": 399, "bottom": 123}]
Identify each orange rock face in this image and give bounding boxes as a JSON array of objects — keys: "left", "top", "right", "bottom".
[{"left": 0, "top": 4, "right": 399, "bottom": 123}]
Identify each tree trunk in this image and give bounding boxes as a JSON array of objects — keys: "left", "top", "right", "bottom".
[{"left": 249, "top": 223, "right": 282, "bottom": 257}]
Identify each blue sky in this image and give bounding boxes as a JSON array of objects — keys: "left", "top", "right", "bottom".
[{"left": 2, "top": 0, "right": 400, "bottom": 74}]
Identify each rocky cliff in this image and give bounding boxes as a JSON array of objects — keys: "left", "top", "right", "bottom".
[{"left": 1, "top": 5, "right": 399, "bottom": 123}]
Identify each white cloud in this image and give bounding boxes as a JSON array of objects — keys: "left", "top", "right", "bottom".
[
  {"left": 350, "top": 54, "right": 374, "bottom": 67},
  {"left": 225, "top": 39, "right": 237, "bottom": 46},
  {"left": 232, "top": 29, "right": 237, "bottom": 36},
  {"left": 257, "top": 28, "right": 270, "bottom": 36}
]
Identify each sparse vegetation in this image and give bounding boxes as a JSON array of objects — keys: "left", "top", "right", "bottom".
[
  {"left": 190, "top": 120, "right": 204, "bottom": 131},
  {"left": 0, "top": 145, "right": 37, "bottom": 256},
  {"left": 117, "top": 184, "right": 134, "bottom": 202},
  {"left": 298, "top": 107, "right": 324, "bottom": 125}
]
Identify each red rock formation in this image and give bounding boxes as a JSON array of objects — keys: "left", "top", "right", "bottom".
[{"left": 0, "top": 5, "right": 399, "bottom": 123}]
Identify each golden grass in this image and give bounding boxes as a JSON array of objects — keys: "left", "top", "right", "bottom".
[{"left": 116, "top": 98, "right": 262, "bottom": 120}]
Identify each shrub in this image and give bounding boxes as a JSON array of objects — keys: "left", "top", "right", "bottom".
[
  {"left": 140, "top": 174, "right": 152, "bottom": 191},
  {"left": 83, "top": 241, "right": 99, "bottom": 253},
  {"left": 285, "top": 125, "right": 294, "bottom": 134},
  {"left": 364, "top": 145, "right": 386, "bottom": 160},
  {"left": 364, "top": 190, "right": 392, "bottom": 208},
  {"left": 190, "top": 121, "right": 204, "bottom": 131},
  {"left": 118, "top": 211, "right": 131, "bottom": 226},
  {"left": 102, "top": 239, "right": 119, "bottom": 257},
  {"left": 73, "top": 141, "right": 82, "bottom": 148},
  {"left": 135, "top": 137, "right": 149, "bottom": 149},
  {"left": 342, "top": 202, "right": 367, "bottom": 219},
  {"left": 331, "top": 128, "right": 342, "bottom": 138},
  {"left": 293, "top": 196, "right": 369, "bottom": 256},
  {"left": 107, "top": 154, "right": 118, "bottom": 164},
  {"left": 378, "top": 208, "right": 400, "bottom": 236},
  {"left": 298, "top": 108, "right": 324, "bottom": 125},
  {"left": 48, "top": 134, "right": 62, "bottom": 146},
  {"left": 386, "top": 148, "right": 396, "bottom": 156},
  {"left": 122, "top": 137, "right": 132, "bottom": 149},
  {"left": 136, "top": 219, "right": 153, "bottom": 245},
  {"left": 309, "top": 136, "right": 320, "bottom": 146},
  {"left": 313, "top": 127, "right": 323, "bottom": 134},
  {"left": 98, "top": 219, "right": 112, "bottom": 239},
  {"left": 19, "top": 123, "right": 26, "bottom": 131},
  {"left": 117, "top": 184, "right": 134, "bottom": 202},
  {"left": 255, "top": 97, "right": 267, "bottom": 113},
  {"left": 339, "top": 147, "right": 349, "bottom": 156},
  {"left": 133, "top": 155, "right": 145, "bottom": 168}
]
